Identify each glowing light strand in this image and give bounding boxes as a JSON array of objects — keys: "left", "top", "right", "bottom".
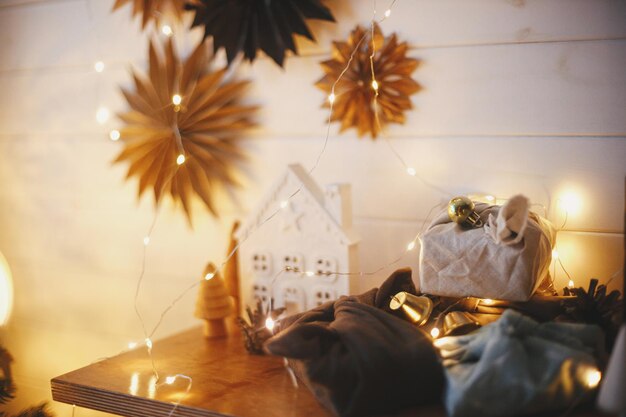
[
  {"left": 137, "top": 0, "right": 408, "bottom": 347},
  {"left": 551, "top": 204, "right": 575, "bottom": 289},
  {"left": 158, "top": 374, "right": 193, "bottom": 417},
  {"left": 133, "top": 166, "right": 181, "bottom": 380},
  {"left": 368, "top": 2, "right": 453, "bottom": 197},
  {"left": 123, "top": 5, "right": 612, "bottom": 404}
]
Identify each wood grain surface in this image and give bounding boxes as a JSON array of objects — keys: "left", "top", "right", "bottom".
[
  {"left": 50, "top": 327, "right": 615, "bottom": 417},
  {"left": 51, "top": 327, "right": 334, "bottom": 417}
]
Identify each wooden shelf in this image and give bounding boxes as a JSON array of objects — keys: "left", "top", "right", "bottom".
[
  {"left": 50, "top": 327, "right": 612, "bottom": 417},
  {"left": 51, "top": 327, "right": 335, "bottom": 417}
]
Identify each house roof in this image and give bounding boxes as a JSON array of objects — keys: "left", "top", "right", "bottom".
[{"left": 235, "top": 164, "right": 359, "bottom": 246}]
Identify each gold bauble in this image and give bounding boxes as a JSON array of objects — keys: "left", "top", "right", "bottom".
[{"left": 447, "top": 196, "right": 483, "bottom": 228}]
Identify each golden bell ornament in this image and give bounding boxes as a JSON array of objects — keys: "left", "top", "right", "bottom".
[
  {"left": 448, "top": 196, "right": 483, "bottom": 228},
  {"left": 443, "top": 311, "right": 481, "bottom": 336},
  {"left": 389, "top": 292, "right": 433, "bottom": 326}
]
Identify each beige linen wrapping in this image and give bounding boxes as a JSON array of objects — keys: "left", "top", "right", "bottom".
[{"left": 419, "top": 200, "right": 556, "bottom": 301}]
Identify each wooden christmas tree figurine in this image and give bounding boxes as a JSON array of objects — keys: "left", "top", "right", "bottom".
[{"left": 195, "top": 263, "right": 235, "bottom": 338}]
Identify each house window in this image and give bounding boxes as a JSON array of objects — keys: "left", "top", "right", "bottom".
[
  {"left": 282, "top": 253, "right": 304, "bottom": 274},
  {"left": 252, "top": 252, "right": 272, "bottom": 276},
  {"left": 314, "top": 256, "right": 338, "bottom": 277}
]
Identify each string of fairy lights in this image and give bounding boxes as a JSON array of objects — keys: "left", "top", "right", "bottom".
[
  {"left": 111, "top": 0, "right": 430, "bottom": 410},
  {"left": 77, "top": 0, "right": 619, "bottom": 414}
]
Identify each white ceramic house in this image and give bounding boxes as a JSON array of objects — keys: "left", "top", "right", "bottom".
[{"left": 236, "top": 164, "right": 359, "bottom": 315}]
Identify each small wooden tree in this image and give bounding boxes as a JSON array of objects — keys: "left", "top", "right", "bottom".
[{"left": 195, "top": 262, "right": 235, "bottom": 338}]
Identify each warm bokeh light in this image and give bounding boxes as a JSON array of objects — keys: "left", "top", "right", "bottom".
[
  {"left": 96, "top": 107, "right": 110, "bottom": 124},
  {"left": 430, "top": 327, "right": 440, "bottom": 338},
  {"left": 148, "top": 375, "right": 157, "bottom": 399},
  {"left": 94, "top": 61, "right": 105, "bottom": 73},
  {"left": 0, "top": 251, "right": 14, "bottom": 326},
  {"left": 578, "top": 365, "right": 602, "bottom": 389},
  {"left": 161, "top": 25, "right": 173, "bottom": 36},
  {"left": 558, "top": 191, "right": 582, "bottom": 216},
  {"left": 129, "top": 372, "right": 140, "bottom": 396},
  {"left": 109, "top": 130, "right": 121, "bottom": 141},
  {"left": 265, "top": 317, "right": 275, "bottom": 331}
]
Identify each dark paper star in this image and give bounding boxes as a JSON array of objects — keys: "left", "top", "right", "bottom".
[{"left": 185, "top": 0, "right": 335, "bottom": 67}]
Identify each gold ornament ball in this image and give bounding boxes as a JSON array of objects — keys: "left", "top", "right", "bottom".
[{"left": 448, "top": 196, "right": 483, "bottom": 227}]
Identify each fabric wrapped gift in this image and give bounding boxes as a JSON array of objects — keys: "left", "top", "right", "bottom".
[
  {"left": 435, "top": 309, "right": 605, "bottom": 417},
  {"left": 419, "top": 199, "right": 556, "bottom": 301},
  {"left": 264, "top": 268, "right": 445, "bottom": 417}
]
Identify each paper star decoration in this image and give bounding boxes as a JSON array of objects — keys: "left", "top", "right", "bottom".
[
  {"left": 113, "top": 39, "right": 257, "bottom": 223},
  {"left": 315, "top": 24, "right": 421, "bottom": 138},
  {"left": 185, "top": 0, "right": 335, "bottom": 67},
  {"left": 112, "top": 0, "right": 186, "bottom": 30}
]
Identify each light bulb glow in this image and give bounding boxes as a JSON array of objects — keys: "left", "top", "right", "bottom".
[
  {"left": 485, "top": 195, "right": 495, "bottom": 202},
  {"left": 129, "top": 372, "right": 140, "bottom": 396},
  {"left": 328, "top": 93, "right": 336, "bottom": 104},
  {"left": 305, "top": 271, "right": 315, "bottom": 277},
  {"left": 406, "top": 167, "right": 416, "bottom": 176},
  {"left": 0, "top": 251, "right": 14, "bottom": 326},
  {"left": 482, "top": 299, "right": 495, "bottom": 305},
  {"left": 127, "top": 342, "right": 138, "bottom": 349},
  {"left": 583, "top": 368, "right": 601, "bottom": 388},
  {"left": 568, "top": 279, "right": 575, "bottom": 288},
  {"left": 96, "top": 107, "right": 110, "bottom": 124},
  {"left": 552, "top": 249, "right": 559, "bottom": 260},
  {"left": 176, "top": 154, "right": 186, "bottom": 165},
  {"left": 204, "top": 272, "right": 215, "bottom": 281},
  {"left": 148, "top": 375, "right": 157, "bottom": 399},
  {"left": 371, "top": 80, "right": 379, "bottom": 91},
  {"left": 384, "top": 9, "right": 391, "bottom": 17},
  {"left": 161, "top": 25, "right": 173, "bottom": 36},
  {"left": 558, "top": 192, "right": 582, "bottom": 216},
  {"left": 165, "top": 376, "right": 176, "bottom": 385},
  {"left": 265, "top": 317, "right": 275, "bottom": 331},
  {"left": 143, "top": 236, "right": 150, "bottom": 246},
  {"left": 172, "top": 94, "right": 182, "bottom": 106},
  {"left": 145, "top": 338, "right": 153, "bottom": 349},
  {"left": 94, "top": 61, "right": 105, "bottom": 73},
  {"left": 109, "top": 130, "right": 121, "bottom": 141},
  {"left": 280, "top": 200, "right": 289, "bottom": 209},
  {"left": 406, "top": 241, "right": 416, "bottom": 251},
  {"left": 430, "top": 327, "right": 440, "bottom": 339}
]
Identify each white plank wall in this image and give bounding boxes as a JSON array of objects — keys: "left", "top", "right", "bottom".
[{"left": 0, "top": 0, "right": 625, "bottom": 415}]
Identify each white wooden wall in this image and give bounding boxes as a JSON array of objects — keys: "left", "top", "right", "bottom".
[{"left": 0, "top": 0, "right": 624, "bottom": 415}]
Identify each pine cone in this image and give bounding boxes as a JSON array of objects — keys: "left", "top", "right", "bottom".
[
  {"left": 560, "top": 278, "right": 623, "bottom": 350},
  {"left": 237, "top": 301, "right": 285, "bottom": 354}
]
